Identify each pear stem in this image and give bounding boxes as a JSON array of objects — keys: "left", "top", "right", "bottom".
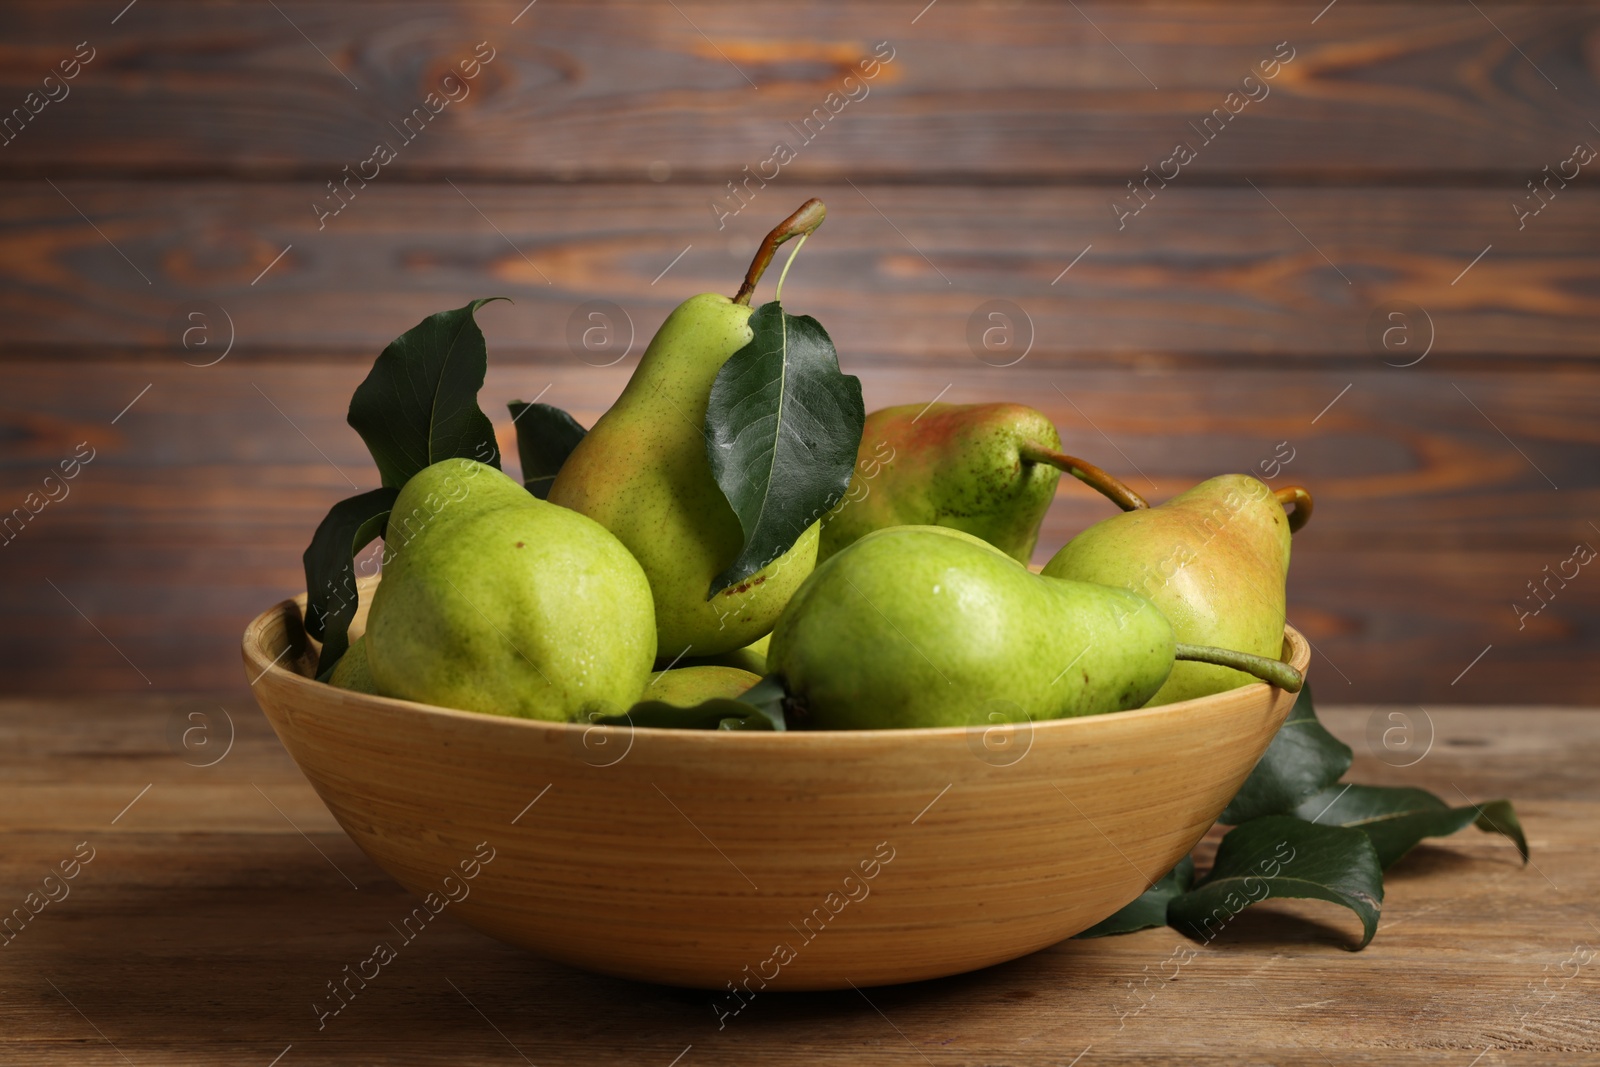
[
  {"left": 1018, "top": 443, "right": 1149, "bottom": 512},
  {"left": 1173, "top": 642, "right": 1304, "bottom": 692},
  {"left": 774, "top": 233, "right": 808, "bottom": 303},
  {"left": 732, "top": 198, "right": 827, "bottom": 306},
  {"left": 1274, "top": 485, "right": 1313, "bottom": 533}
]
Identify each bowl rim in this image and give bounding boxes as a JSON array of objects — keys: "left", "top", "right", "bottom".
[{"left": 244, "top": 595, "right": 1310, "bottom": 745}]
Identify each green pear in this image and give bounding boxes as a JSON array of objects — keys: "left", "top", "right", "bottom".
[
  {"left": 549, "top": 203, "right": 829, "bottom": 658},
  {"left": 1042, "top": 474, "right": 1300, "bottom": 706},
  {"left": 328, "top": 634, "right": 378, "bottom": 694},
  {"left": 383, "top": 456, "right": 539, "bottom": 568},
  {"left": 366, "top": 462, "right": 655, "bottom": 721},
  {"left": 768, "top": 525, "right": 1177, "bottom": 730},
  {"left": 547, "top": 293, "right": 816, "bottom": 658},
  {"left": 645, "top": 664, "right": 761, "bottom": 706},
  {"left": 819, "top": 402, "right": 1148, "bottom": 564}
]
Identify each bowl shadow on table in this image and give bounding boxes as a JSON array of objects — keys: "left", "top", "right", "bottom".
[
  {"left": 722, "top": 833, "right": 1487, "bottom": 1016},
  {"left": 7, "top": 842, "right": 1135, "bottom": 1050},
  {"left": 656, "top": 913, "right": 1376, "bottom": 1036},
  {"left": 1380, "top": 842, "right": 1517, "bottom": 881},
  {"left": 726, "top": 835, "right": 1529, "bottom": 1007},
  {"left": 15, "top": 836, "right": 1457, "bottom": 1057},
  {"left": 11, "top": 843, "right": 717, "bottom": 1046}
]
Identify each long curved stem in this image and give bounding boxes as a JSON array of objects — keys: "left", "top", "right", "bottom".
[
  {"left": 773, "top": 233, "right": 808, "bottom": 303},
  {"left": 1274, "top": 485, "right": 1313, "bottom": 534},
  {"left": 1174, "top": 642, "right": 1303, "bottom": 692},
  {"left": 1019, "top": 442, "right": 1149, "bottom": 512},
  {"left": 732, "top": 199, "right": 827, "bottom": 306}
]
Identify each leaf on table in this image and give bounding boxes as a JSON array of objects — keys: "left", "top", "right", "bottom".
[
  {"left": 1220, "top": 684, "right": 1352, "bottom": 825},
  {"left": 348, "top": 298, "right": 507, "bottom": 488},
  {"left": 1293, "top": 785, "right": 1529, "bottom": 869},
  {"left": 1076, "top": 856, "right": 1195, "bottom": 938},
  {"left": 508, "top": 400, "right": 586, "bottom": 499},
  {"left": 704, "top": 300, "right": 864, "bottom": 596},
  {"left": 302, "top": 487, "right": 399, "bottom": 678},
  {"left": 1168, "top": 815, "right": 1384, "bottom": 949},
  {"left": 1469, "top": 799, "right": 1530, "bottom": 864}
]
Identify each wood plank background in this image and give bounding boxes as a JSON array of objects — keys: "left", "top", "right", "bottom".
[{"left": 1, "top": 1, "right": 1596, "bottom": 701}]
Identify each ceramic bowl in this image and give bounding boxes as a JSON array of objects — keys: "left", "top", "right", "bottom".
[{"left": 242, "top": 585, "right": 1308, "bottom": 991}]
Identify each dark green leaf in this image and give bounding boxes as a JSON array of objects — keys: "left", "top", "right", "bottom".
[
  {"left": 347, "top": 298, "right": 507, "bottom": 488},
  {"left": 1293, "top": 785, "right": 1528, "bottom": 869},
  {"left": 507, "top": 400, "right": 587, "bottom": 499},
  {"left": 302, "top": 487, "right": 399, "bottom": 678},
  {"left": 593, "top": 675, "right": 790, "bottom": 732},
  {"left": 593, "top": 700, "right": 776, "bottom": 732},
  {"left": 729, "top": 675, "right": 788, "bottom": 731},
  {"left": 1076, "top": 856, "right": 1195, "bottom": 938},
  {"left": 718, "top": 715, "right": 771, "bottom": 731},
  {"left": 1220, "top": 684, "right": 1352, "bottom": 824},
  {"left": 1169, "top": 815, "right": 1383, "bottom": 949},
  {"left": 704, "top": 300, "right": 864, "bottom": 596},
  {"left": 1471, "top": 799, "right": 1529, "bottom": 864}
]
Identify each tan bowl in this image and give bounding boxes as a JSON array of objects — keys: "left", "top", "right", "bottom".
[{"left": 242, "top": 588, "right": 1309, "bottom": 991}]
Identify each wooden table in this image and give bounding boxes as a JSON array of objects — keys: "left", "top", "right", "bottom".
[{"left": 3, "top": 698, "right": 1595, "bottom": 1065}]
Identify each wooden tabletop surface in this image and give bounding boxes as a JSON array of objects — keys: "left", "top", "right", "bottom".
[{"left": 2, "top": 697, "right": 1596, "bottom": 1065}]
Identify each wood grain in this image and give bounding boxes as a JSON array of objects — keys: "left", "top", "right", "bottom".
[
  {"left": 3, "top": 0, "right": 1598, "bottom": 1056},
  {"left": 3, "top": 182, "right": 1599, "bottom": 360},
  {"left": 240, "top": 595, "right": 1308, "bottom": 989},
  {"left": 0, "top": 697, "right": 1593, "bottom": 1063},
  {"left": 1, "top": 360, "right": 1595, "bottom": 700},
  {"left": 2, "top": 1, "right": 1595, "bottom": 707},
  {"left": 1, "top": 3, "right": 1595, "bottom": 181}
]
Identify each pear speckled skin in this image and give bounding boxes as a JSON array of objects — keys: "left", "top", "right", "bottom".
[
  {"left": 820, "top": 403, "right": 1064, "bottom": 565},
  {"left": 548, "top": 293, "right": 819, "bottom": 658},
  {"left": 383, "top": 457, "right": 540, "bottom": 569},
  {"left": 645, "top": 664, "right": 761, "bottom": 706},
  {"left": 769, "top": 526, "right": 1175, "bottom": 731},
  {"left": 1043, "top": 474, "right": 1290, "bottom": 706},
  {"left": 366, "top": 463, "right": 655, "bottom": 721}
]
